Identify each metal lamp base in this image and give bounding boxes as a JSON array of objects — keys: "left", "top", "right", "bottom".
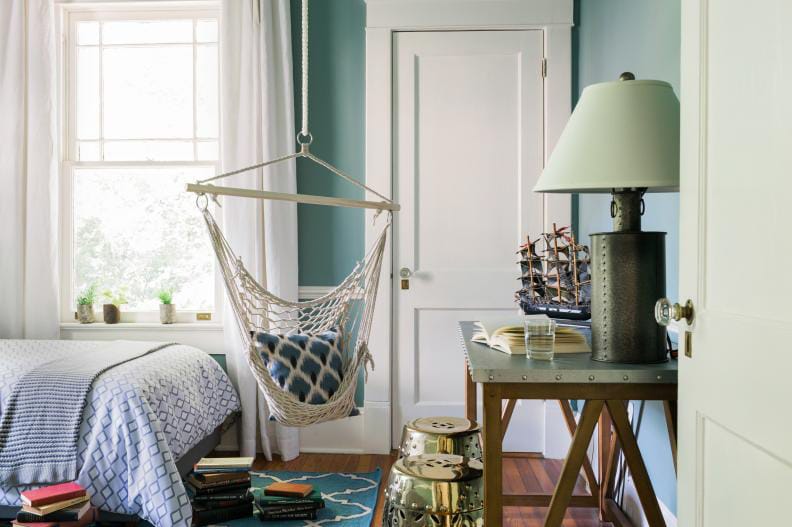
[{"left": 590, "top": 231, "right": 668, "bottom": 363}]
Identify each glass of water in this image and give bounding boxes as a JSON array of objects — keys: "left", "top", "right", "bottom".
[{"left": 524, "top": 319, "right": 557, "bottom": 360}]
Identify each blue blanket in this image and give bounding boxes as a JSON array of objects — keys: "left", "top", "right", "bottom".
[{"left": 0, "top": 341, "right": 174, "bottom": 485}]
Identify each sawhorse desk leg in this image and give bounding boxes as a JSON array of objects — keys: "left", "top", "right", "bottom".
[{"left": 483, "top": 383, "right": 503, "bottom": 527}]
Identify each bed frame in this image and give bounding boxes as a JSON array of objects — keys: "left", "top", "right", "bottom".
[{"left": 0, "top": 418, "right": 232, "bottom": 524}]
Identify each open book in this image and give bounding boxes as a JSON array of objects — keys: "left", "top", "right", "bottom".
[{"left": 472, "top": 316, "right": 590, "bottom": 355}]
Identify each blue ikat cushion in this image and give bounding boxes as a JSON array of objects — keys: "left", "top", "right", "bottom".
[{"left": 253, "top": 329, "right": 359, "bottom": 416}]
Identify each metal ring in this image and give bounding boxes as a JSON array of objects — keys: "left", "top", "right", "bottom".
[
  {"left": 196, "top": 193, "right": 209, "bottom": 211},
  {"left": 640, "top": 197, "right": 646, "bottom": 215},
  {"left": 296, "top": 131, "right": 314, "bottom": 146},
  {"left": 610, "top": 199, "right": 617, "bottom": 218}
]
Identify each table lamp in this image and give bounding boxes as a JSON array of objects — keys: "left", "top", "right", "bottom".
[{"left": 533, "top": 73, "right": 679, "bottom": 363}]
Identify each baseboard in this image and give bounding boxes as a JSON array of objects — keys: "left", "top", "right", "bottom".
[
  {"left": 214, "top": 402, "right": 391, "bottom": 455},
  {"left": 621, "top": 474, "right": 677, "bottom": 527}
]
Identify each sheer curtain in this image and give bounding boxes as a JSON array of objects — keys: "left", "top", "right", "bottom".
[
  {"left": 220, "top": 0, "right": 300, "bottom": 461},
  {"left": 0, "top": 0, "right": 59, "bottom": 339}
]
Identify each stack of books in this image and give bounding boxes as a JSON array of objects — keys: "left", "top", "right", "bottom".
[
  {"left": 185, "top": 457, "right": 255, "bottom": 526},
  {"left": 256, "top": 482, "right": 325, "bottom": 522},
  {"left": 15, "top": 482, "right": 95, "bottom": 527}
]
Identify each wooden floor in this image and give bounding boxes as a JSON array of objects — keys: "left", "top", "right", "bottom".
[{"left": 254, "top": 453, "right": 614, "bottom": 526}]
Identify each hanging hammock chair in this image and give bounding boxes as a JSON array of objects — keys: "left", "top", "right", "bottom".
[{"left": 188, "top": 0, "right": 398, "bottom": 427}]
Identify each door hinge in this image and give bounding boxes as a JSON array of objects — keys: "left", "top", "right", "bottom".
[{"left": 541, "top": 57, "right": 547, "bottom": 78}]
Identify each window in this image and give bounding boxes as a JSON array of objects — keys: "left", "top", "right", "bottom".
[{"left": 62, "top": 5, "right": 219, "bottom": 321}]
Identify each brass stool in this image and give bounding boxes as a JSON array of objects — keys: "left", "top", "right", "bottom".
[
  {"left": 398, "top": 416, "right": 482, "bottom": 460},
  {"left": 383, "top": 453, "right": 484, "bottom": 526}
]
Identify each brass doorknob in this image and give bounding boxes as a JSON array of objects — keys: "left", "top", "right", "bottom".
[{"left": 654, "top": 298, "right": 694, "bottom": 326}]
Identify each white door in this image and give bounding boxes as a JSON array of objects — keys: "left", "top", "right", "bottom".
[
  {"left": 678, "top": 1, "right": 792, "bottom": 524},
  {"left": 392, "top": 31, "right": 548, "bottom": 451}
]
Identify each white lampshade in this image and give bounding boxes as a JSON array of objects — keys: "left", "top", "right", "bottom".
[{"left": 534, "top": 78, "right": 680, "bottom": 193}]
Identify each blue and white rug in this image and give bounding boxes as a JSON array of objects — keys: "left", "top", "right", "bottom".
[{"left": 220, "top": 469, "right": 381, "bottom": 526}]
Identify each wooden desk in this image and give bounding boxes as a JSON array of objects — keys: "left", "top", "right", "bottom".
[{"left": 459, "top": 321, "right": 678, "bottom": 527}]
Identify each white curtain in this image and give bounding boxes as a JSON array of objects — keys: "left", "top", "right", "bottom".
[
  {"left": 0, "top": 1, "right": 59, "bottom": 339},
  {"left": 220, "top": 0, "right": 300, "bottom": 461}
]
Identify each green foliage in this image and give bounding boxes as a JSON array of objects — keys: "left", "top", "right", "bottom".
[
  {"left": 157, "top": 289, "right": 173, "bottom": 305},
  {"left": 76, "top": 284, "right": 97, "bottom": 306},
  {"left": 102, "top": 288, "right": 128, "bottom": 307}
]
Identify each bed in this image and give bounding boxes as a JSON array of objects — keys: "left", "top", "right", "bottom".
[{"left": 0, "top": 340, "right": 241, "bottom": 527}]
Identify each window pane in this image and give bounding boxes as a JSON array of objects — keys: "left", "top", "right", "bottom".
[
  {"left": 103, "top": 46, "right": 193, "bottom": 139},
  {"left": 196, "top": 19, "right": 217, "bottom": 43},
  {"left": 102, "top": 20, "right": 192, "bottom": 44},
  {"left": 77, "top": 141, "right": 101, "bottom": 161},
  {"left": 73, "top": 167, "right": 215, "bottom": 311},
  {"left": 196, "top": 140, "right": 218, "bottom": 161},
  {"left": 78, "top": 22, "right": 100, "bottom": 45},
  {"left": 104, "top": 140, "right": 194, "bottom": 161},
  {"left": 196, "top": 44, "right": 218, "bottom": 138},
  {"left": 77, "top": 47, "right": 100, "bottom": 139}
]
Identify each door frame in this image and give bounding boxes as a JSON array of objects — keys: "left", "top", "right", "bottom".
[{"left": 363, "top": 0, "right": 573, "bottom": 454}]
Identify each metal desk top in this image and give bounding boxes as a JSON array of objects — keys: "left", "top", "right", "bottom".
[{"left": 459, "top": 321, "right": 678, "bottom": 384}]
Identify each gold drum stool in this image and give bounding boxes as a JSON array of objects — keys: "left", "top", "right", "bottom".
[
  {"left": 383, "top": 454, "right": 484, "bottom": 526},
  {"left": 398, "top": 417, "right": 482, "bottom": 460}
]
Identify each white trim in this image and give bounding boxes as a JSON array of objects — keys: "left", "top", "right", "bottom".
[
  {"left": 365, "top": 2, "right": 573, "bottom": 455},
  {"left": 58, "top": 3, "right": 222, "bottom": 324},
  {"left": 298, "top": 286, "right": 334, "bottom": 300},
  {"left": 364, "top": 27, "right": 395, "bottom": 455},
  {"left": 365, "top": 0, "right": 573, "bottom": 29},
  {"left": 60, "top": 321, "right": 226, "bottom": 354}
]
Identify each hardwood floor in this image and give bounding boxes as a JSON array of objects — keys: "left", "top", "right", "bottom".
[{"left": 253, "top": 453, "right": 614, "bottom": 526}]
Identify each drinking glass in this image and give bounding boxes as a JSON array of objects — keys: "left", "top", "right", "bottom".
[{"left": 524, "top": 319, "right": 557, "bottom": 360}]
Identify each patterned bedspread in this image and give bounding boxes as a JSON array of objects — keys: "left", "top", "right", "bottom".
[{"left": 0, "top": 340, "right": 240, "bottom": 527}]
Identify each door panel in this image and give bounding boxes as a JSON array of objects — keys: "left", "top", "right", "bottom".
[
  {"left": 679, "top": 1, "right": 792, "bottom": 524},
  {"left": 393, "top": 30, "right": 545, "bottom": 450}
]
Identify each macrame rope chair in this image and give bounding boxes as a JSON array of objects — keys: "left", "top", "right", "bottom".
[
  {"left": 199, "top": 201, "right": 390, "bottom": 426},
  {"left": 188, "top": 0, "right": 399, "bottom": 427}
]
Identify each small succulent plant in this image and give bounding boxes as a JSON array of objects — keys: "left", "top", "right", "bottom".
[
  {"left": 76, "top": 284, "right": 98, "bottom": 306},
  {"left": 157, "top": 289, "right": 173, "bottom": 305}
]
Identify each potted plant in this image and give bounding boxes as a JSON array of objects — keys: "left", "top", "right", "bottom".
[
  {"left": 75, "top": 284, "right": 97, "bottom": 324},
  {"left": 102, "top": 288, "right": 127, "bottom": 324},
  {"left": 158, "top": 289, "right": 176, "bottom": 324}
]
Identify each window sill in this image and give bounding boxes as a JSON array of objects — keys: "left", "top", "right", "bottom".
[{"left": 60, "top": 322, "right": 223, "bottom": 332}]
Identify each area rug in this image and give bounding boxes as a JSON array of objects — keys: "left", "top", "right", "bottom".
[{"left": 221, "top": 469, "right": 382, "bottom": 526}]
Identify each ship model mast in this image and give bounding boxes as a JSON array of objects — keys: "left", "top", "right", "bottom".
[{"left": 516, "top": 224, "right": 592, "bottom": 320}]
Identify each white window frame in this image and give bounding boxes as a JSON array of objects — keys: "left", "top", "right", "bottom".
[{"left": 58, "top": 1, "right": 223, "bottom": 325}]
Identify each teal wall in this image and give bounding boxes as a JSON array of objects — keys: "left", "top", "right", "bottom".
[
  {"left": 291, "top": 0, "right": 367, "bottom": 286},
  {"left": 574, "top": 0, "right": 680, "bottom": 514}
]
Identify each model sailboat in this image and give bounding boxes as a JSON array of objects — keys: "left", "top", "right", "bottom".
[{"left": 515, "top": 224, "right": 592, "bottom": 320}]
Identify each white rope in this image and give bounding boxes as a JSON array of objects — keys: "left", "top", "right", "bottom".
[{"left": 300, "top": 0, "right": 309, "bottom": 139}]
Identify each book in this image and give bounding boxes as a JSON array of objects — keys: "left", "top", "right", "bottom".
[
  {"left": 16, "top": 502, "right": 92, "bottom": 523},
  {"left": 263, "top": 482, "right": 313, "bottom": 498},
  {"left": 192, "top": 502, "right": 253, "bottom": 526},
  {"left": 186, "top": 481, "right": 251, "bottom": 497},
  {"left": 256, "top": 502, "right": 318, "bottom": 521},
  {"left": 186, "top": 474, "right": 251, "bottom": 491},
  {"left": 193, "top": 472, "right": 250, "bottom": 485},
  {"left": 191, "top": 491, "right": 253, "bottom": 504},
  {"left": 21, "top": 483, "right": 86, "bottom": 508},
  {"left": 257, "top": 502, "right": 320, "bottom": 515},
  {"left": 258, "top": 510, "right": 317, "bottom": 521},
  {"left": 194, "top": 457, "right": 254, "bottom": 472},
  {"left": 472, "top": 316, "right": 590, "bottom": 355},
  {"left": 258, "top": 490, "right": 324, "bottom": 508},
  {"left": 21, "top": 496, "right": 90, "bottom": 516},
  {"left": 11, "top": 522, "right": 57, "bottom": 527}
]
